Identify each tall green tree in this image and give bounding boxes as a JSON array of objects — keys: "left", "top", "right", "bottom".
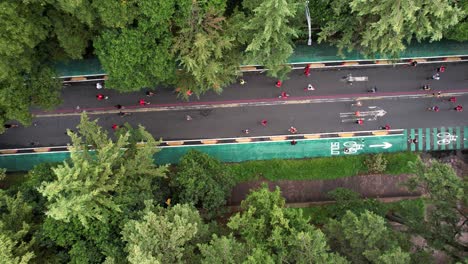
[
  {"left": 172, "top": 0, "right": 241, "bottom": 99},
  {"left": 198, "top": 234, "right": 248, "bottom": 264},
  {"left": 404, "top": 159, "right": 468, "bottom": 260},
  {"left": 122, "top": 202, "right": 209, "bottom": 264},
  {"left": 445, "top": 0, "right": 468, "bottom": 41},
  {"left": 0, "top": 191, "right": 36, "bottom": 263},
  {"left": 94, "top": 1, "right": 177, "bottom": 92},
  {"left": 172, "top": 150, "right": 235, "bottom": 218},
  {"left": 228, "top": 184, "right": 346, "bottom": 263},
  {"left": 38, "top": 113, "right": 167, "bottom": 226},
  {"left": 242, "top": 0, "right": 298, "bottom": 80},
  {"left": 318, "top": 0, "right": 464, "bottom": 58},
  {"left": 325, "top": 210, "right": 411, "bottom": 264}
]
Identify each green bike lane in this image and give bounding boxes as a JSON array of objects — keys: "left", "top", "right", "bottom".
[{"left": 1, "top": 126, "right": 466, "bottom": 171}]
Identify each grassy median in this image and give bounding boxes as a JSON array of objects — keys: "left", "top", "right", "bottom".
[{"left": 229, "top": 152, "right": 419, "bottom": 183}]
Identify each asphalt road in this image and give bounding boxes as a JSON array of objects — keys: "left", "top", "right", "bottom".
[
  {"left": 2, "top": 94, "right": 467, "bottom": 148},
  {"left": 38, "top": 62, "right": 468, "bottom": 113}
]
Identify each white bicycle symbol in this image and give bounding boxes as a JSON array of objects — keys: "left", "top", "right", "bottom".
[
  {"left": 343, "top": 141, "right": 365, "bottom": 154},
  {"left": 437, "top": 132, "right": 457, "bottom": 145}
]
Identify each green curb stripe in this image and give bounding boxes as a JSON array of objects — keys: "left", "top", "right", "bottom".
[
  {"left": 448, "top": 127, "right": 454, "bottom": 150},
  {"left": 433, "top": 128, "right": 439, "bottom": 151},
  {"left": 463, "top": 127, "right": 468, "bottom": 149},
  {"left": 440, "top": 127, "right": 446, "bottom": 151},
  {"left": 410, "top": 129, "right": 416, "bottom": 151},
  {"left": 456, "top": 127, "right": 461, "bottom": 149},
  {"left": 418, "top": 128, "right": 423, "bottom": 151},
  {"left": 425, "top": 128, "right": 431, "bottom": 151}
]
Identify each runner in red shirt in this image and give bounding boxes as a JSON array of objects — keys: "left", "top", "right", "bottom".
[
  {"left": 449, "top": 97, "right": 456, "bottom": 103},
  {"left": 261, "top": 119, "right": 268, "bottom": 126},
  {"left": 112, "top": 124, "right": 119, "bottom": 130},
  {"left": 455, "top": 105, "right": 463, "bottom": 112},
  {"left": 96, "top": 94, "right": 104, "bottom": 101},
  {"left": 356, "top": 119, "right": 363, "bottom": 125},
  {"left": 139, "top": 99, "right": 150, "bottom": 106},
  {"left": 304, "top": 64, "right": 311, "bottom": 76},
  {"left": 275, "top": 80, "right": 282, "bottom": 88}
]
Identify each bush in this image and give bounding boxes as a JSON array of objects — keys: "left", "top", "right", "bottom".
[{"left": 364, "top": 153, "right": 387, "bottom": 174}]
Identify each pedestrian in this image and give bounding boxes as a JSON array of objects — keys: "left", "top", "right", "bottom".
[
  {"left": 410, "top": 60, "right": 418, "bottom": 67},
  {"left": 275, "top": 80, "right": 282, "bottom": 88},
  {"left": 185, "top": 115, "right": 192, "bottom": 121},
  {"left": 380, "top": 124, "right": 390, "bottom": 130},
  {"left": 412, "top": 138, "right": 418, "bottom": 144},
  {"left": 368, "top": 87, "right": 377, "bottom": 93},
  {"left": 454, "top": 105, "right": 463, "bottom": 112},
  {"left": 356, "top": 119, "right": 363, "bottom": 125},
  {"left": 96, "top": 82, "right": 103, "bottom": 89},
  {"left": 186, "top": 90, "right": 193, "bottom": 96},
  {"left": 355, "top": 111, "right": 361, "bottom": 117},
  {"left": 304, "top": 64, "right": 311, "bottom": 76},
  {"left": 437, "top": 66, "right": 446, "bottom": 73},
  {"left": 352, "top": 101, "right": 362, "bottom": 107},
  {"left": 432, "top": 73, "right": 440, "bottom": 80},
  {"left": 242, "top": 129, "right": 250, "bottom": 134},
  {"left": 306, "top": 84, "right": 315, "bottom": 91},
  {"left": 261, "top": 119, "right": 268, "bottom": 126},
  {"left": 112, "top": 124, "right": 119, "bottom": 130},
  {"left": 448, "top": 97, "right": 456, "bottom": 103},
  {"left": 146, "top": 91, "right": 155, "bottom": 97},
  {"left": 139, "top": 99, "right": 150, "bottom": 106},
  {"left": 288, "top": 126, "right": 297, "bottom": 134},
  {"left": 240, "top": 79, "right": 246, "bottom": 85},
  {"left": 4, "top": 124, "right": 18, "bottom": 129},
  {"left": 422, "top": 84, "right": 431, "bottom": 91},
  {"left": 437, "top": 91, "right": 442, "bottom": 98},
  {"left": 290, "top": 140, "right": 297, "bottom": 145},
  {"left": 115, "top": 104, "right": 124, "bottom": 109}
]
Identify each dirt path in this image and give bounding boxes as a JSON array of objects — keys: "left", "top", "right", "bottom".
[{"left": 228, "top": 174, "right": 421, "bottom": 206}]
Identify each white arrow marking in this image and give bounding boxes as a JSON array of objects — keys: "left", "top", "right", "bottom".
[{"left": 369, "top": 142, "right": 392, "bottom": 149}]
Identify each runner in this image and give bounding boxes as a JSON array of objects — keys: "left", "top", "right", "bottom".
[
  {"left": 96, "top": 94, "right": 108, "bottom": 100},
  {"left": 261, "top": 119, "right": 268, "bottom": 126},
  {"left": 118, "top": 111, "right": 131, "bottom": 117},
  {"left": 380, "top": 124, "right": 390, "bottom": 130},
  {"left": 428, "top": 106, "right": 440, "bottom": 112},
  {"left": 410, "top": 60, "right": 418, "bottom": 67},
  {"left": 454, "top": 105, "right": 463, "bottom": 112},
  {"left": 422, "top": 85, "right": 431, "bottom": 91},
  {"left": 112, "top": 124, "right": 119, "bottom": 130},
  {"left": 356, "top": 119, "right": 363, "bottom": 125},
  {"left": 432, "top": 73, "right": 440, "bottom": 80},
  {"left": 437, "top": 66, "right": 446, "bottom": 73},
  {"left": 290, "top": 140, "right": 297, "bottom": 145},
  {"left": 242, "top": 129, "right": 250, "bottom": 134},
  {"left": 279, "top": 91, "right": 289, "bottom": 99},
  {"left": 448, "top": 97, "right": 456, "bottom": 103},
  {"left": 240, "top": 79, "right": 246, "bottom": 85},
  {"left": 139, "top": 99, "right": 150, "bottom": 106},
  {"left": 368, "top": 87, "right": 377, "bottom": 93},
  {"left": 275, "top": 80, "right": 282, "bottom": 88},
  {"left": 306, "top": 84, "right": 315, "bottom": 91},
  {"left": 96, "top": 82, "right": 103, "bottom": 89},
  {"left": 304, "top": 64, "right": 311, "bottom": 76},
  {"left": 288, "top": 126, "right": 298, "bottom": 134},
  {"left": 146, "top": 91, "right": 155, "bottom": 97},
  {"left": 352, "top": 101, "right": 362, "bottom": 107},
  {"left": 185, "top": 115, "right": 193, "bottom": 121},
  {"left": 115, "top": 104, "right": 124, "bottom": 109}
]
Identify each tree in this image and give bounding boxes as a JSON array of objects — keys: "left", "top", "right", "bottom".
[
  {"left": 242, "top": 0, "right": 298, "bottom": 80},
  {"left": 327, "top": 188, "right": 387, "bottom": 220},
  {"left": 122, "top": 202, "right": 208, "bottom": 264},
  {"left": 38, "top": 113, "right": 167, "bottom": 226},
  {"left": 325, "top": 210, "right": 411, "bottom": 264},
  {"left": 198, "top": 234, "right": 248, "bottom": 264},
  {"left": 445, "top": 0, "right": 468, "bottom": 41},
  {"left": 172, "top": 150, "right": 235, "bottom": 218},
  {"left": 228, "top": 184, "right": 346, "bottom": 263},
  {"left": 0, "top": 191, "right": 36, "bottom": 263},
  {"left": 172, "top": 0, "right": 241, "bottom": 99},
  {"left": 318, "top": 0, "right": 464, "bottom": 58},
  {"left": 404, "top": 159, "right": 468, "bottom": 260},
  {"left": 94, "top": 0, "right": 177, "bottom": 92}
]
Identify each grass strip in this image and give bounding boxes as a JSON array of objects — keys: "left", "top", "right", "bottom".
[{"left": 229, "top": 152, "right": 418, "bottom": 183}]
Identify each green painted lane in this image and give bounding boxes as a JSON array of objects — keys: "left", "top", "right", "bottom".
[
  {"left": 425, "top": 128, "right": 431, "bottom": 151},
  {"left": 156, "top": 135, "right": 408, "bottom": 164},
  {"left": 418, "top": 128, "right": 423, "bottom": 151}
]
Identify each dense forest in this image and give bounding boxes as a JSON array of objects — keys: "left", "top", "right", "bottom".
[
  {"left": 0, "top": 113, "right": 466, "bottom": 263},
  {"left": 0, "top": 0, "right": 467, "bottom": 132}
]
